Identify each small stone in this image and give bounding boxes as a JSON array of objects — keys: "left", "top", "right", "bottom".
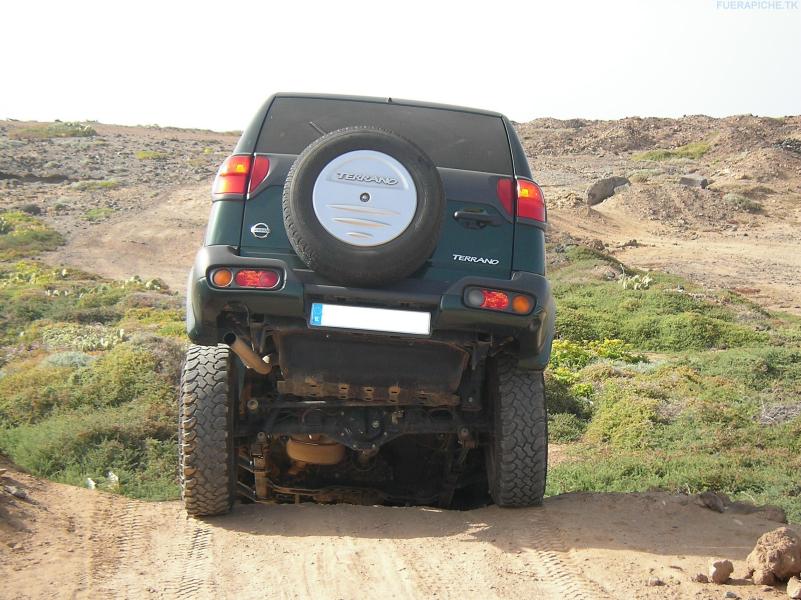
[
  {"left": 647, "top": 577, "right": 665, "bottom": 587},
  {"left": 788, "top": 576, "right": 801, "bottom": 599},
  {"left": 723, "top": 592, "right": 739, "bottom": 599},
  {"left": 692, "top": 573, "right": 709, "bottom": 583},
  {"left": 709, "top": 558, "right": 734, "bottom": 584}
]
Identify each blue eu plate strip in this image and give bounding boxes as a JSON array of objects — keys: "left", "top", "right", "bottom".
[{"left": 310, "top": 303, "right": 323, "bottom": 326}]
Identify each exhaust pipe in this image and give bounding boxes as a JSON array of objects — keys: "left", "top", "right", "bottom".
[{"left": 224, "top": 332, "right": 272, "bottom": 375}]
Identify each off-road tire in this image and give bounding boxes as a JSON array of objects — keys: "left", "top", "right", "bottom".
[
  {"left": 282, "top": 126, "right": 444, "bottom": 287},
  {"left": 486, "top": 355, "right": 548, "bottom": 507},
  {"left": 179, "top": 344, "right": 235, "bottom": 517}
]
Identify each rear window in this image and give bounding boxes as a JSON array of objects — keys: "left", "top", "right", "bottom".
[{"left": 257, "top": 97, "right": 513, "bottom": 174}]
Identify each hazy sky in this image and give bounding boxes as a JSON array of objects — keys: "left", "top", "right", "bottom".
[{"left": 2, "top": 0, "right": 800, "bottom": 131}]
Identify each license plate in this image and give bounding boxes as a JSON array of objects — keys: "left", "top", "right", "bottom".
[{"left": 309, "top": 302, "right": 431, "bottom": 335}]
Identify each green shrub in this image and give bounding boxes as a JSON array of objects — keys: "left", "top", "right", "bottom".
[
  {"left": 555, "top": 307, "right": 601, "bottom": 341},
  {"left": 633, "top": 141, "right": 711, "bottom": 161},
  {"left": 683, "top": 347, "right": 801, "bottom": 393},
  {"left": 550, "top": 339, "right": 593, "bottom": 369},
  {"left": 85, "top": 207, "right": 115, "bottom": 222},
  {"left": 71, "top": 179, "right": 120, "bottom": 191},
  {"left": 545, "top": 374, "right": 593, "bottom": 419},
  {"left": 628, "top": 169, "right": 661, "bottom": 183},
  {"left": 135, "top": 150, "right": 167, "bottom": 160},
  {"left": 724, "top": 193, "right": 762, "bottom": 213},
  {"left": 549, "top": 413, "right": 587, "bottom": 442},
  {"left": 0, "top": 212, "right": 64, "bottom": 260},
  {"left": 585, "top": 382, "right": 662, "bottom": 449},
  {"left": 0, "top": 404, "right": 178, "bottom": 500},
  {"left": 21, "top": 203, "right": 42, "bottom": 216}
]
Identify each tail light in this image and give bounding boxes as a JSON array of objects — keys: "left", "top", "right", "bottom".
[
  {"left": 212, "top": 155, "right": 270, "bottom": 197},
  {"left": 495, "top": 177, "right": 546, "bottom": 222},
  {"left": 209, "top": 268, "right": 281, "bottom": 290},
  {"left": 234, "top": 269, "right": 280, "bottom": 289},
  {"left": 464, "top": 287, "right": 534, "bottom": 314},
  {"left": 516, "top": 179, "right": 546, "bottom": 222}
]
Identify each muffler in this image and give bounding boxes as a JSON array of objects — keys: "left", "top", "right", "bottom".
[
  {"left": 286, "top": 435, "right": 345, "bottom": 466},
  {"left": 224, "top": 332, "right": 272, "bottom": 375}
]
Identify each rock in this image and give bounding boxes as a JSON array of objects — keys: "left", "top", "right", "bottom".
[
  {"left": 746, "top": 527, "right": 801, "bottom": 585},
  {"left": 646, "top": 577, "right": 665, "bottom": 586},
  {"left": 709, "top": 559, "right": 734, "bottom": 584},
  {"left": 754, "top": 506, "right": 789, "bottom": 524},
  {"left": 680, "top": 174, "right": 709, "bottom": 188},
  {"left": 586, "top": 176, "right": 630, "bottom": 205},
  {"left": 586, "top": 239, "right": 605, "bottom": 252},
  {"left": 692, "top": 573, "right": 709, "bottom": 583},
  {"left": 787, "top": 576, "right": 801, "bottom": 599},
  {"left": 696, "top": 491, "right": 729, "bottom": 513},
  {"left": 613, "top": 183, "right": 630, "bottom": 194},
  {"left": 723, "top": 592, "right": 739, "bottom": 599},
  {"left": 3, "top": 485, "right": 29, "bottom": 500}
]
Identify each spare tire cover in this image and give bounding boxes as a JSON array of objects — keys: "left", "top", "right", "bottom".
[{"left": 282, "top": 127, "right": 444, "bottom": 287}]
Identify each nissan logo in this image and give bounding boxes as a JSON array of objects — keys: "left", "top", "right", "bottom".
[{"left": 250, "top": 223, "right": 271, "bottom": 239}]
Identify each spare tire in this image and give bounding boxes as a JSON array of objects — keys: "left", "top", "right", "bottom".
[{"left": 282, "top": 127, "right": 444, "bottom": 287}]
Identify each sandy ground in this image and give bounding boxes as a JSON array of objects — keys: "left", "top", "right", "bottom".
[
  {"left": 1, "top": 464, "right": 796, "bottom": 600},
  {"left": 45, "top": 183, "right": 210, "bottom": 290}
]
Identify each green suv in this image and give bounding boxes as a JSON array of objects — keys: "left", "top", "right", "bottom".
[{"left": 182, "top": 94, "right": 555, "bottom": 515}]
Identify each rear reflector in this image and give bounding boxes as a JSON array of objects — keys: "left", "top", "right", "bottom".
[
  {"left": 248, "top": 156, "right": 270, "bottom": 193},
  {"left": 516, "top": 179, "right": 546, "bottom": 222},
  {"left": 495, "top": 178, "right": 515, "bottom": 216},
  {"left": 213, "top": 155, "right": 252, "bottom": 196},
  {"left": 234, "top": 269, "right": 280, "bottom": 289}
]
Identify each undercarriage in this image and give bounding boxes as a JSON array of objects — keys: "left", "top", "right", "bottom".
[{"left": 229, "top": 325, "right": 493, "bottom": 508}]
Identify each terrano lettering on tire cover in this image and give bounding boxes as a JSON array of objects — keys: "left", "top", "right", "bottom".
[{"left": 336, "top": 173, "right": 399, "bottom": 186}]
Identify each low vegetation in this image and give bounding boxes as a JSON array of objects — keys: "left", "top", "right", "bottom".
[
  {"left": 84, "top": 207, "right": 115, "bottom": 222},
  {"left": 0, "top": 215, "right": 798, "bottom": 519},
  {"left": 545, "top": 245, "right": 801, "bottom": 522},
  {"left": 0, "top": 214, "right": 185, "bottom": 500},
  {"left": 0, "top": 211, "right": 64, "bottom": 260},
  {"left": 134, "top": 150, "right": 168, "bottom": 160},
  {"left": 71, "top": 179, "right": 120, "bottom": 191},
  {"left": 633, "top": 141, "right": 711, "bottom": 161},
  {"left": 10, "top": 121, "right": 97, "bottom": 140},
  {"left": 724, "top": 192, "right": 763, "bottom": 213}
]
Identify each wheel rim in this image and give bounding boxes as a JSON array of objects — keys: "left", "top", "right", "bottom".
[{"left": 311, "top": 150, "right": 418, "bottom": 247}]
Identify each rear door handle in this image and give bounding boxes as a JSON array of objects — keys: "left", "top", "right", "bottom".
[{"left": 453, "top": 210, "right": 503, "bottom": 229}]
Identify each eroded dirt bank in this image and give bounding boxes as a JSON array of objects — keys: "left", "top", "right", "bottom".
[{"left": 1, "top": 464, "right": 797, "bottom": 600}]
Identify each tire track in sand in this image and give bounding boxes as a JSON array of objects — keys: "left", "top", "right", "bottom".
[{"left": 162, "top": 513, "right": 217, "bottom": 600}]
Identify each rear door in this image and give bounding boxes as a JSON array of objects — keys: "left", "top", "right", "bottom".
[{"left": 242, "top": 97, "right": 516, "bottom": 282}]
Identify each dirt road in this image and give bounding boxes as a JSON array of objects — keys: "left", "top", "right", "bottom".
[{"left": 1, "top": 465, "right": 795, "bottom": 600}]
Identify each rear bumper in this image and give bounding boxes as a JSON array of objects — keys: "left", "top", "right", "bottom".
[{"left": 187, "top": 245, "right": 555, "bottom": 369}]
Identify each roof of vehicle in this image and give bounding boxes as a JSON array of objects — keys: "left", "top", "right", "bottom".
[{"left": 271, "top": 93, "right": 507, "bottom": 119}]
